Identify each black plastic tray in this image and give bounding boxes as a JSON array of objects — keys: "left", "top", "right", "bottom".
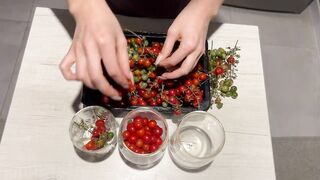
[{"left": 81, "top": 31, "right": 211, "bottom": 117}]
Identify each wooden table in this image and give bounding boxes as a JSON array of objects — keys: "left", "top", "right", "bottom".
[{"left": 0, "top": 8, "right": 276, "bottom": 180}]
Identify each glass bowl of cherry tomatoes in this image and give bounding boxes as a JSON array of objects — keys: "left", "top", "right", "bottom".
[
  {"left": 69, "top": 106, "right": 118, "bottom": 157},
  {"left": 118, "top": 107, "right": 168, "bottom": 169}
]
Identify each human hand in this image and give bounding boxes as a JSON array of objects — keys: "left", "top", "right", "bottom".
[
  {"left": 59, "top": 0, "right": 132, "bottom": 100},
  {"left": 156, "top": 0, "right": 222, "bottom": 79}
]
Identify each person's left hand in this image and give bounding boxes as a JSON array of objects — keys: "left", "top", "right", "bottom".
[{"left": 155, "top": 0, "right": 220, "bottom": 79}]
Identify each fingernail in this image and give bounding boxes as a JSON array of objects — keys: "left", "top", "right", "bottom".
[
  {"left": 111, "top": 96, "right": 122, "bottom": 101},
  {"left": 155, "top": 54, "right": 163, "bottom": 65},
  {"left": 158, "top": 75, "right": 166, "bottom": 80},
  {"left": 129, "top": 72, "right": 134, "bottom": 84}
]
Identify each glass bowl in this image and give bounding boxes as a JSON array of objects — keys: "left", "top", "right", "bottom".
[
  {"left": 169, "top": 111, "right": 225, "bottom": 170},
  {"left": 69, "top": 106, "right": 118, "bottom": 157},
  {"left": 118, "top": 107, "right": 168, "bottom": 169}
]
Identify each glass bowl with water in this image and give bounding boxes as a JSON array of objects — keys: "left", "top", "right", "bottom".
[{"left": 169, "top": 111, "right": 225, "bottom": 170}]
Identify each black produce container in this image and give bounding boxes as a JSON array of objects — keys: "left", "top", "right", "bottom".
[{"left": 81, "top": 31, "right": 211, "bottom": 117}]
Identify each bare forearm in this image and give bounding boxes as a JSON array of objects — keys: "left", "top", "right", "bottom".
[
  {"left": 190, "top": 0, "right": 224, "bottom": 20},
  {"left": 67, "top": 0, "right": 110, "bottom": 18}
]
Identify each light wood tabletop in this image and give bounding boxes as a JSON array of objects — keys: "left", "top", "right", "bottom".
[{"left": 0, "top": 7, "right": 276, "bottom": 180}]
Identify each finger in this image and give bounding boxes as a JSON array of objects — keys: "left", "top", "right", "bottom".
[
  {"left": 75, "top": 43, "right": 95, "bottom": 89},
  {"left": 116, "top": 36, "right": 132, "bottom": 82},
  {"left": 155, "top": 29, "right": 179, "bottom": 65},
  {"left": 85, "top": 42, "right": 121, "bottom": 100},
  {"left": 161, "top": 50, "right": 201, "bottom": 79},
  {"left": 158, "top": 40, "right": 196, "bottom": 68},
  {"left": 99, "top": 38, "right": 129, "bottom": 89},
  {"left": 59, "top": 46, "right": 77, "bottom": 80}
]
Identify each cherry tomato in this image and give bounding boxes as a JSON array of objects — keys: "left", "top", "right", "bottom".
[
  {"left": 122, "top": 130, "right": 131, "bottom": 140},
  {"left": 148, "top": 120, "right": 157, "bottom": 129},
  {"left": 97, "top": 125, "right": 106, "bottom": 133},
  {"left": 148, "top": 72, "right": 156, "bottom": 79},
  {"left": 138, "top": 58, "right": 145, "bottom": 66},
  {"left": 92, "top": 129, "right": 100, "bottom": 138},
  {"left": 193, "top": 79, "right": 200, "bottom": 86},
  {"left": 128, "top": 144, "right": 137, "bottom": 152},
  {"left": 128, "top": 134, "right": 138, "bottom": 144},
  {"left": 169, "top": 89, "right": 176, "bottom": 96},
  {"left": 143, "top": 59, "right": 151, "bottom": 68},
  {"left": 133, "top": 116, "right": 143, "bottom": 124},
  {"left": 142, "top": 144, "right": 150, "bottom": 152},
  {"left": 227, "top": 55, "right": 235, "bottom": 64},
  {"left": 178, "top": 85, "right": 186, "bottom": 93},
  {"left": 185, "top": 80, "right": 192, "bottom": 87},
  {"left": 151, "top": 135, "right": 157, "bottom": 144},
  {"left": 143, "top": 118, "right": 149, "bottom": 125},
  {"left": 136, "top": 128, "right": 145, "bottom": 137},
  {"left": 214, "top": 67, "right": 224, "bottom": 75},
  {"left": 142, "top": 134, "right": 152, "bottom": 144},
  {"left": 129, "top": 59, "right": 135, "bottom": 68},
  {"left": 134, "top": 122, "right": 143, "bottom": 130},
  {"left": 152, "top": 42, "right": 161, "bottom": 48},
  {"left": 199, "top": 73, "right": 207, "bottom": 81},
  {"left": 135, "top": 139, "right": 144, "bottom": 148},
  {"left": 192, "top": 72, "right": 199, "bottom": 79},
  {"left": 135, "top": 37, "right": 142, "bottom": 45},
  {"left": 124, "top": 140, "right": 131, "bottom": 148},
  {"left": 84, "top": 140, "right": 97, "bottom": 150},
  {"left": 95, "top": 119, "right": 105, "bottom": 128},
  {"left": 149, "top": 144, "right": 158, "bottom": 152},
  {"left": 155, "top": 137, "right": 163, "bottom": 146},
  {"left": 127, "top": 123, "right": 136, "bottom": 133},
  {"left": 153, "top": 126, "right": 163, "bottom": 137}
]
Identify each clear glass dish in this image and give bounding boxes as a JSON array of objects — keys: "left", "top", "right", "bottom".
[
  {"left": 69, "top": 106, "right": 117, "bottom": 157},
  {"left": 169, "top": 111, "right": 225, "bottom": 170},
  {"left": 118, "top": 107, "right": 168, "bottom": 169}
]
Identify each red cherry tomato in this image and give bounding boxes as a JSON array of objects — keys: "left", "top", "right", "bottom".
[
  {"left": 142, "top": 144, "right": 150, "bottom": 152},
  {"left": 127, "top": 123, "right": 136, "bottom": 133},
  {"left": 142, "top": 134, "right": 152, "bottom": 144},
  {"left": 133, "top": 116, "right": 143, "bottom": 124},
  {"left": 122, "top": 130, "right": 131, "bottom": 140},
  {"left": 155, "top": 137, "right": 163, "bottom": 146},
  {"left": 185, "top": 80, "right": 192, "bottom": 87},
  {"left": 128, "top": 134, "right": 138, "bottom": 144},
  {"left": 124, "top": 140, "right": 131, "bottom": 148},
  {"left": 192, "top": 79, "right": 200, "bottom": 86},
  {"left": 129, "top": 59, "right": 135, "bottom": 68},
  {"left": 227, "top": 55, "right": 235, "bottom": 64},
  {"left": 149, "top": 144, "right": 158, "bottom": 152},
  {"left": 143, "top": 59, "right": 151, "bottom": 68},
  {"left": 97, "top": 125, "right": 106, "bottom": 133},
  {"left": 95, "top": 119, "right": 105, "bottom": 127},
  {"left": 153, "top": 126, "right": 163, "bottom": 137},
  {"left": 134, "top": 122, "right": 143, "bottom": 130},
  {"left": 92, "top": 129, "right": 100, "bottom": 138},
  {"left": 84, "top": 140, "right": 97, "bottom": 150},
  {"left": 214, "top": 67, "right": 224, "bottom": 75},
  {"left": 199, "top": 73, "right": 207, "bottom": 81},
  {"left": 136, "top": 128, "right": 146, "bottom": 137},
  {"left": 148, "top": 120, "right": 157, "bottom": 129},
  {"left": 135, "top": 139, "right": 144, "bottom": 148},
  {"left": 143, "top": 118, "right": 149, "bottom": 126}
]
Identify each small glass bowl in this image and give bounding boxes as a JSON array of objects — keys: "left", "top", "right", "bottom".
[
  {"left": 118, "top": 107, "right": 168, "bottom": 169},
  {"left": 69, "top": 106, "right": 118, "bottom": 157},
  {"left": 169, "top": 111, "right": 225, "bottom": 170}
]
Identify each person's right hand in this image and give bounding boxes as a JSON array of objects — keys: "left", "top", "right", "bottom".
[{"left": 60, "top": 0, "right": 132, "bottom": 101}]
